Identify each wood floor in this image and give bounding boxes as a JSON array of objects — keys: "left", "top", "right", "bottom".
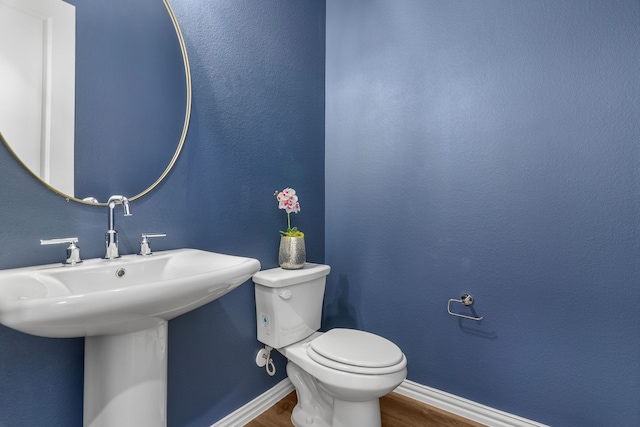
[{"left": 245, "top": 391, "right": 487, "bottom": 427}]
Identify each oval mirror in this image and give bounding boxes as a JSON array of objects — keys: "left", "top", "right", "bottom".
[{"left": 0, "top": 0, "right": 191, "bottom": 205}]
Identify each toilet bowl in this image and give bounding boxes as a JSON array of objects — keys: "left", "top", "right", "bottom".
[
  {"left": 282, "top": 330, "right": 407, "bottom": 427},
  {"left": 253, "top": 264, "right": 407, "bottom": 427}
]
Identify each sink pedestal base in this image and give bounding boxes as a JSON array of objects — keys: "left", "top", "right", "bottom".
[{"left": 84, "top": 321, "right": 168, "bottom": 427}]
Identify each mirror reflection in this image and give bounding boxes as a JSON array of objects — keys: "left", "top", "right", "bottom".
[{"left": 0, "top": 0, "right": 190, "bottom": 204}]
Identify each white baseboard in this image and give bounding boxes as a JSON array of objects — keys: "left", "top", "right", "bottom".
[
  {"left": 210, "top": 379, "right": 294, "bottom": 427},
  {"left": 395, "top": 380, "right": 549, "bottom": 427},
  {"left": 211, "top": 378, "right": 548, "bottom": 427}
]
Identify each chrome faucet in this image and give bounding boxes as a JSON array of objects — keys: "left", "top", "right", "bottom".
[{"left": 105, "top": 195, "right": 132, "bottom": 259}]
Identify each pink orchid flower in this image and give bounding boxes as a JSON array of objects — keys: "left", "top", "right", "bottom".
[{"left": 275, "top": 188, "right": 303, "bottom": 236}]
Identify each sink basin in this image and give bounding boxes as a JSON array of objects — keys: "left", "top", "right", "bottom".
[
  {"left": 0, "top": 247, "right": 262, "bottom": 426},
  {"left": 0, "top": 248, "right": 261, "bottom": 337}
]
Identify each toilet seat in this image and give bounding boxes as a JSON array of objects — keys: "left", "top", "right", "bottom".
[{"left": 307, "top": 329, "right": 406, "bottom": 375}]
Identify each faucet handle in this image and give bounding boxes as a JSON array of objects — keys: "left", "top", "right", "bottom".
[
  {"left": 139, "top": 233, "right": 166, "bottom": 256},
  {"left": 40, "top": 237, "right": 82, "bottom": 266}
]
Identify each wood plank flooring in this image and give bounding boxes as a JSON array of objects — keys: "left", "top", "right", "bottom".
[{"left": 245, "top": 391, "right": 487, "bottom": 427}]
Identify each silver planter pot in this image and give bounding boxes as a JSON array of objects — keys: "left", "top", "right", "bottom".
[{"left": 278, "top": 236, "right": 306, "bottom": 269}]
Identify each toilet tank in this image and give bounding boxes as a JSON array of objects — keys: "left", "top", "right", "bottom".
[{"left": 253, "top": 263, "right": 331, "bottom": 349}]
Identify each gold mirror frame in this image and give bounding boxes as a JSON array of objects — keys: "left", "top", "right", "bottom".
[{"left": 0, "top": 0, "right": 192, "bottom": 206}]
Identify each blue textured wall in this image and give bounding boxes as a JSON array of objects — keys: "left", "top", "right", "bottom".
[
  {"left": 0, "top": 1, "right": 325, "bottom": 426},
  {"left": 325, "top": 1, "right": 640, "bottom": 426}
]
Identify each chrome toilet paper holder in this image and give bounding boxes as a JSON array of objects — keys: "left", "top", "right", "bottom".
[{"left": 447, "top": 293, "right": 484, "bottom": 321}]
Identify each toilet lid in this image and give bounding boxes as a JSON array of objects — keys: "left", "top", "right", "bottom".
[{"left": 309, "top": 329, "right": 404, "bottom": 369}]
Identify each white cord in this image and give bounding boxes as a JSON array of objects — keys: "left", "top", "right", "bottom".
[{"left": 264, "top": 346, "right": 276, "bottom": 376}]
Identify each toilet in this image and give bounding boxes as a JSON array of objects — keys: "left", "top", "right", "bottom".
[{"left": 253, "top": 263, "right": 407, "bottom": 427}]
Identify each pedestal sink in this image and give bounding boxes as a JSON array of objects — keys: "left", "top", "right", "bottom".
[{"left": 0, "top": 248, "right": 261, "bottom": 427}]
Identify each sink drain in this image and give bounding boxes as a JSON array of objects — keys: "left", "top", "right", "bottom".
[{"left": 115, "top": 268, "right": 126, "bottom": 278}]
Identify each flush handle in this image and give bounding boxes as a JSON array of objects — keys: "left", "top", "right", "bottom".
[{"left": 278, "top": 289, "right": 292, "bottom": 300}]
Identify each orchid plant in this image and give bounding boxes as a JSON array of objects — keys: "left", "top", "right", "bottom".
[{"left": 275, "top": 188, "right": 304, "bottom": 237}]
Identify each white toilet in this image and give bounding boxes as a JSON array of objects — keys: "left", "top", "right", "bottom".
[{"left": 253, "top": 263, "right": 407, "bottom": 427}]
